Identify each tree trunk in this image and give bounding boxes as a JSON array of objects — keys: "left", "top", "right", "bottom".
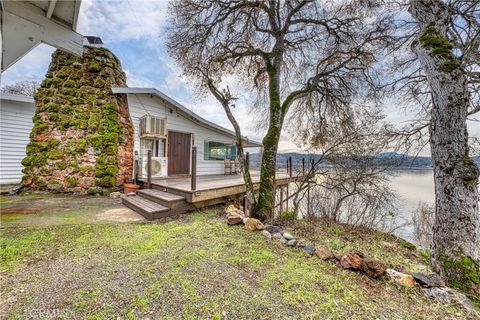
[
  {"left": 253, "top": 63, "right": 283, "bottom": 220},
  {"left": 206, "top": 82, "right": 257, "bottom": 210},
  {"left": 409, "top": 0, "right": 480, "bottom": 294}
]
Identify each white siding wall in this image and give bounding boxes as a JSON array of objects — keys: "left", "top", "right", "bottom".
[
  {"left": 127, "top": 94, "right": 236, "bottom": 176},
  {"left": 0, "top": 99, "right": 35, "bottom": 184}
]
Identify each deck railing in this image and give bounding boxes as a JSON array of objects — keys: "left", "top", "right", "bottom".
[{"left": 191, "top": 146, "right": 197, "bottom": 191}]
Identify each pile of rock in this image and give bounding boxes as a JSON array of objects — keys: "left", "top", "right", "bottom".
[
  {"left": 223, "top": 205, "right": 479, "bottom": 314},
  {"left": 383, "top": 269, "right": 479, "bottom": 312}
]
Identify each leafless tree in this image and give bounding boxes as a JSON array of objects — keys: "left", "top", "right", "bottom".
[
  {"left": 385, "top": 0, "right": 479, "bottom": 295},
  {"left": 288, "top": 104, "right": 403, "bottom": 231},
  {"left": 1, "top": 80, "right": 39, "bottom": 96},
  {"left": 412, "top": 202, "right": 434, "bottom": 248},
  {"left": 167, "top": 0, "right": 394, "bottom": 220}
]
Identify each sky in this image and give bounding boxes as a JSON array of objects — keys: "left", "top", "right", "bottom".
[{"left": 1, "top": 0, "right": 478, "bottom": 154}]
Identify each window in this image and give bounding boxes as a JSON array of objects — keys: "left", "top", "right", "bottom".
[
  {"left": 140, "top": 138, "right": 165, "bottom": 157},
  {"left": 204, "top": 141, "right": 237, "bottom": 160}
]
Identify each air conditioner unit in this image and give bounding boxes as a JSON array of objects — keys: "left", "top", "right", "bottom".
[
  {"left": 140, "top": 115, "right": 167, "bottom": 139},
  {"left": 143, "top": 157, "right": 168, "bottom": 178}
]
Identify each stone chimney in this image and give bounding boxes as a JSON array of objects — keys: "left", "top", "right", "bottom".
[{"left": 21, "top": 46, "right": 134, "bottom": 194}]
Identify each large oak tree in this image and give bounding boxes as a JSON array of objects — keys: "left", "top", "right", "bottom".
[{"left": 167, "top": 0, "right": 392, "bottom": 220}]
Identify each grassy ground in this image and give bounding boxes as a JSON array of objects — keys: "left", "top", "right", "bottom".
[{"left": 0, "top": 194, "right": 476, "bottom": 319}]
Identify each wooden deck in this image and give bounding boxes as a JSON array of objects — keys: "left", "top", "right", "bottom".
[
  {"left": 151, "top": 171, "right": 295, "bottom": 204},
  {"left": 122, "top": 171, "right": 301, "bottom": 220}
]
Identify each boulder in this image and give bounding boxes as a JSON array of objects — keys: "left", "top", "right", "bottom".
[
  {"left": 266, "top": 225, "right": 283, "bottom": 234},
  {"left": 340, "top": 253, "right": 363, "bottom": 270},
  {"left": 244, "top": 218, "right": 265, "bottom": 231},
  {"left": 286, "top": 239, "right": 297, "bottom": 246},
  {"left": 272, "top": 233, "right": 283, "bottom": 240},
  {"left": 225, "top": 204, "right": 241, "bottom": 215},
  {"left": 109, "top": 191, "right": 122, "bottom": 199},
  {"left": 443, "top": 288, "right": 480, "bottom": 313},
  {"left": 422, "top": 286, "right": 480, "bottom": 313},
  {"left": 385, "top": 269, "right": 416, "bottom": 288},
  {"left": 280, "top": 237, "right": 288, "bottom": 244},
  {"left": 315, "top": 245, "right": 334, "bottom": 260},
  {"left": 361, "top": 259, "right": 387, "bottom": 279},
  {"left": 261, "top": 230, "right": 272, "bottom": 240},
  {"left": 412, "top": 272, "right": 445, "bottom": 288},
  {"left": 423, "top": 287, "right": 451, "bottom": 304},
  {"left": 227, "top": 214, "right": 244, "bottom": 225},
  {"left": 282, "top": 232, "right": 294, "bottom": 240},
  {"left": 296, "top": 239, "right": 306, "bottom": 247},
  {"left": 303, "top": 244, "right": 315, "bottom": 255}
]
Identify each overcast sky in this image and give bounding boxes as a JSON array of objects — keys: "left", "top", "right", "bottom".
[{"left": 1, "top": 0, "right": 478, "bottom": 153}]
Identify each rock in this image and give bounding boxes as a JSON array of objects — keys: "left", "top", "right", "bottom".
[
  {"left": 261, "top": 230, "right": 272, "bottom": 240},
  {"left": 444, "top": 288, "right": 480, "bottom": 313},
  {"left": 266, "top": 225, "right": 283, "bottom": 234},
  {"left": 303, "top": 244, "right": 315, "bottom": 255},
  {"left": 244, "top": 218, "right": 265, "bottom": 231},
  {"left": 109, "top": 191, "right": 122, "bottom": 199},
  {"left": 333, "top": 252, "right": 343, "bottom": 261},
  {"left": 385, "top": 269, "right": 416, "bottom": 288},
  {"left": 296, "top": 239, "right": 306, "bottom": 247},
  {"left": 412, "top": 272, "right": 445, "bottom": 288},
  {"left": 361, "top": 259, "right": 387, "bottom": 279},
  {"left": 286, "top": 239, "right": 297, "bottom": 246},
  {"left": 225, "top": 204, "right": 243, "bottom": 216},
  {"left": 340, "top": 253, "right": 363, "bottom": 270},
  {"left": 315, "top": 245, "right": 334, "bottom": 260},
  {"left": 272, "top": 233, "right": 283, "bottom": 240},
  {"left": 282, "top": 232, "right": 294, "bottom": 240},
  {"left": 227, "top": 214, "right": 244, "bottom": 225},
  {"left": 280, "top": 237, "right": 288, "bottom": 244},
  {"left": 423, "top": 287, "right": 451, "bottom": 304}
]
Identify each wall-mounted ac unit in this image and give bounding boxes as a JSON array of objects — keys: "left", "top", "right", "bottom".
[
  {"left": 143, "top": 157, "right": 168, "bottom": 178},
  {"left": 140, "top": 115, "right": 167, "bottom": 138}
]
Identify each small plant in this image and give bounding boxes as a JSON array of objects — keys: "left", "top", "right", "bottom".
[
  {"left": 277, "top": 211, "right": 296, "bottom": 220},
  {"left": 328, "top": 226, "right": 343, "bottom": 236}
]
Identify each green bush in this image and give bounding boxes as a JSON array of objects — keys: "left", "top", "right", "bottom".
[{"left": 278, "top": 211, "right": 296, "bottom": 220}]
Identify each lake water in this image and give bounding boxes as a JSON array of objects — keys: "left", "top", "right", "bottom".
[{"left": 389, "top": 169, "right": 434, "bottom": 242}]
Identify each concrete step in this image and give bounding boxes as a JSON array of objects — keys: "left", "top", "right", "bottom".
[
  {"left": 122, "top": 195, "right": 172, "bottom": 220},
  {"left": 137, "top": 189, "right": 186, "bottom": 209}
]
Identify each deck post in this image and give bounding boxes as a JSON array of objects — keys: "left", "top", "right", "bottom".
[
  {"left": 134, "top": 150, "right": 139, "bottom": 184},
  {"left": 147, "top": 150, "right": 152, "bottom": 189},
  {"left": 246, "top": 152, "right": 250, "bottom": 171},
  {"left": 191, "top": 146, "right": 197, "bottom": 191},
  {"left": 288, "top": 156, "right": 292, "bottom": 178},
  {"left": 280, "top": 186, "right": 284, "bottom": 213},
  {"left": 302, "top": 158, "right": 305, "bottom": 176}
]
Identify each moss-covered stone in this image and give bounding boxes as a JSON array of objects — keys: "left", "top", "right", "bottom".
[
  {"left": 21, "top": 46, "right": 132, "bottom": 193},
  {"left": 66, "top": 176, "right": 77, "bottom": 188}
]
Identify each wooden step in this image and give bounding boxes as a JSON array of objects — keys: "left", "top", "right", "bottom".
[
  {"left": 137, "top": 189, "right": 186, "bottom": 209},
  {"left": 122, "top": 195, "right": 172, "bottom": 220}
]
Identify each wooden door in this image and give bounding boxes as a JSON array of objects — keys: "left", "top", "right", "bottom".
[{"left": 167, "top": 131, "right": 191, "bottom": 175}]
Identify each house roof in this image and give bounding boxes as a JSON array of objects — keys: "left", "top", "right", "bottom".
[
  {"left": 111, "top": 87, "right": 262, "bottom": 148},
  {"left": 1, "top": 0, "right": 83, "bottom": 70},
  {"left": 0, "top": 93, "right": 35, "bottom": 104}
]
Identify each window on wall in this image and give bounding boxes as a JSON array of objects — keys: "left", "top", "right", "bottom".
[
  {"left": 204, "top": 141, "right": 237, "bottom": 160},
  {"left": 140, "top": 138, "right": 165, "bottom": 157}
]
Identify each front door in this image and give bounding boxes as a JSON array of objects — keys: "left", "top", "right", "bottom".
[{"left": 167, "top": 131, "right": 191, "bottom": 175}]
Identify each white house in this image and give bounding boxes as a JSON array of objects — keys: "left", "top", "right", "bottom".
[
  {"left": 0, "top": 88, "right": 261, "bottom": 185},
  {"left": 0, "top": 94, "right": 35, "bottom": 184},
  {"left": 111, "top": 87, "right": 262, "bottom": 178}
]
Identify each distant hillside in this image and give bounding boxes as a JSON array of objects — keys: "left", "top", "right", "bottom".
[{"left": 247, "top": 152, "right": 480, "bottom": 170}]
